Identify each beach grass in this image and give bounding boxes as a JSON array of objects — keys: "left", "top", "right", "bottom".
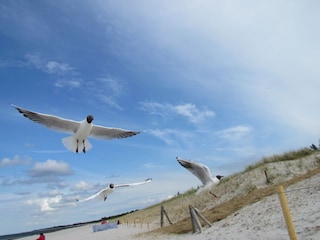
[{"left": 119, "top": 148, "right": 320, "bottom": 235}]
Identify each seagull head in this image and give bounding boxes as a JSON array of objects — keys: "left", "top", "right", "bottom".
[
  {"left": 86, "top": 115, "right": 94, "bottom": 123},
  {"left": 216, "top": 175, "right": 224, "bottom": 180},
  {"left": 109, "top": 183, "right": 115, "bottom": 189}
]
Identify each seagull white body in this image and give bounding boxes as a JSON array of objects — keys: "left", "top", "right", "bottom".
[
  {"left": 12, "top": 104, "right": 140, "bottom": 153},
  {"left": 176, "top": 157, "right": 223, "bottom": 194},
  {"left": 76, "top": 178, "right": 152, "bottom": 202}
]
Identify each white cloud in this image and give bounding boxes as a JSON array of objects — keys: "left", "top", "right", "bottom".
[
  {"left": 47, "top": 181, "right": 69, "bottom": 190},
  {"left": 95, "top": 93, "right": 121, "bottom": 110},
  {"left": 25, "top": 54, "right": 74, "bottom": 75},
  {"left": 45, "top": 61, "right": 74, "bottom": 74},
  {"left": 140, "top": 101, "right": 215, "bottom": 124},
  {"left": 88, "top": 77, "right": 124, "bottom": 110},
  {"left": 27, "top": 195, "right": 62, "bottom": 212},
  {"left": 46, "top": 190, "right": 61, "bottom": 197},
  {"left": 216, "top": 125, "right": 252, "bottom": 142},
  {"left": 23, "top": 56, "right": 125, "bottom": 109},
  {"left": 25, "top": 54, "right": 82, "bottom": 89},
  {"left": 28, "top": 160, "right": 73, "bottom": 178},
  {"left": 54, "top": 78, "right": 82, "bottom": 88},
  {"left": 147, "top": 129, "right": 175, "bottom": 145},
  {"left": 120, "top": 1, "right": 320, "bottom": 137},
  {"left": 98, "top": 77, "right": 123, "bottom": 97},
  {"left": 0, "top": 155, "right": 32, "bottom": 168},
  {"left": 174, "top": 103, "right": 215, "bottom": 124},
  {"left": 139, "top": 101, "right": 167, "bottom": 117},
  {"left": 147, "top": 128, "right": 191, "bottom": 147},
  {"left": 71, "top": 181, "right": 94, "bottom": 191}
]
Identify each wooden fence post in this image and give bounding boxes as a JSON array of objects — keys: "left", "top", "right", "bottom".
[
  {"left": 189, "top": 205, "right": 199, "bottom": 233},
  {"left": 160, "top": 205, "right": 172, "bottom": 227},
  {"left": 264, "top": 170, "right": 271, "bottom": 183},
  {"left": 277, "top": 185, "right": 298, "bottom": 240},
  {"left": 189, "top": 205, "right": 212, "bottom": 233},
  {"left": 160, "top": 205, "right": 164, "bottom": 227},
  {"left": 194, "top": 207, "right": 212, "bottom": 227}
]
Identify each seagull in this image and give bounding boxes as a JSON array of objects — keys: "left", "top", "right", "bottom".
[
  {"left": 76, "top": 178, "right": 152, "bottom": 202},
  {"left": 176, "top": 157, "right": 223, "bottom": 195},
  {"left": 12, "top": 104, "right": 140, "bottom": 153}
]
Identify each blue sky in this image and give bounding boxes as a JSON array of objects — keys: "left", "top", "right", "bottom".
[{"left": 1, "top": 0, "right": 320, "bottom": 235}]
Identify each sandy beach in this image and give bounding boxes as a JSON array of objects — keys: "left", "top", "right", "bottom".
[{"left": 19, "top": 172, "right": 320, "bottom": 240}]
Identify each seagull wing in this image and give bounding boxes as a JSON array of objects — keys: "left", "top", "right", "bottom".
[
  {"left": 76, "top": 178, "right": 152, "bottom": 202},
  {"left": 114, "top": 178, "right": 152, "bottom": 188},
  {"left": 12, "top": 104, "right": 80, "bottom": 134},
  {"left": 176, "top": 157, "right": 213, "bottom": 186},
  {"left": 76, "top": 187, "right": 114, "bottom": 202},
  {"left": 89, "top": 125, "right": 140, "bottom": 140}
]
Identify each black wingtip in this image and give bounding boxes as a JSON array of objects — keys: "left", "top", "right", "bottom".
[
  {"left": 177, "top": 161, "right": 185, "bottom": 168},
  {"left": 176, "top": 156, "right": 183, "bottom": 163}
]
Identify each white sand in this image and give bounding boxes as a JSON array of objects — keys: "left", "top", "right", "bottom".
[
  {"left": 20, "top": 173, "right": 320, "bottom": 240},
  {"left": 19, "top": 223, "right": 150, "bottom": 240}
]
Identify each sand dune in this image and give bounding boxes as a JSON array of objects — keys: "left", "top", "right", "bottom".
[
  {"left": 19, "top": 153, "right": 320, "bottom": 240},
  {"left": 19, "top": 173, "right": 320, "bottom": 239}
]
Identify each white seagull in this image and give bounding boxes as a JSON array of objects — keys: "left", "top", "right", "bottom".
[
  {"left": 12, "top": 104, "right": 140, "bottom": 153},
  {"left": 76, "top": 178, "right": 152, "bottom": 202},
  {"left": 176, "top": 157, "right": 223, "bottom": 195}
]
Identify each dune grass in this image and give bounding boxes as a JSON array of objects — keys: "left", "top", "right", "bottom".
[
  {"left": 244, "top": 148, "right": 315, "bottom": 172},
  {"left": 119, "top": 148, "right": 320, "bottom": 236},
  {"left": 154, "top": 166, "right": 320, "bottom": 234}
]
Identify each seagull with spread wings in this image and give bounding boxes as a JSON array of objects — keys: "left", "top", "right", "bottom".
[
  {"left": 76, "top": 178, "right": 152, "bottom": 202},
  {"left": 176, "top": 157, "right": 223, "bottom": 196},
  {"left": 12, "top": 104, "right": 140, "bottom": 153}
]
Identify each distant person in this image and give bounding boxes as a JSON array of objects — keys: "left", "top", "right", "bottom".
[{"left": 36, "top": 233, "right": 45, "bottom": 240}]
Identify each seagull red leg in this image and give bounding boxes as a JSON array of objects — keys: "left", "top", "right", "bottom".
[{"left": 209, "top": 191, "right": 219, "bottom": 198}]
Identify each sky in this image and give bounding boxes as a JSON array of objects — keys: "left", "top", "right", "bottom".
[{"left": 1, "top": 0, "right": 320, "bottom": 235}]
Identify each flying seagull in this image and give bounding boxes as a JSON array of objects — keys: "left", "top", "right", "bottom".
[
  {"left": 76, "top": 178, "right": 152, "bottom": 202},
  {"left": 176, "top": 157, "right": 223, "bottom": 195},
  {"left": 12, "top": 104, "right": 140, "bottom": 153}
]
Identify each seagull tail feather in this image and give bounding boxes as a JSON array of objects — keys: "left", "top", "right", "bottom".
[
  {"left": 62, "top": 136, "right": 77, "bottom": 153},
  {"left": 84, "top": 139, "right": 92, "bottom": 152},
  {"left": 61, "top": 136, "right": 93, "bottom": 153}
]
